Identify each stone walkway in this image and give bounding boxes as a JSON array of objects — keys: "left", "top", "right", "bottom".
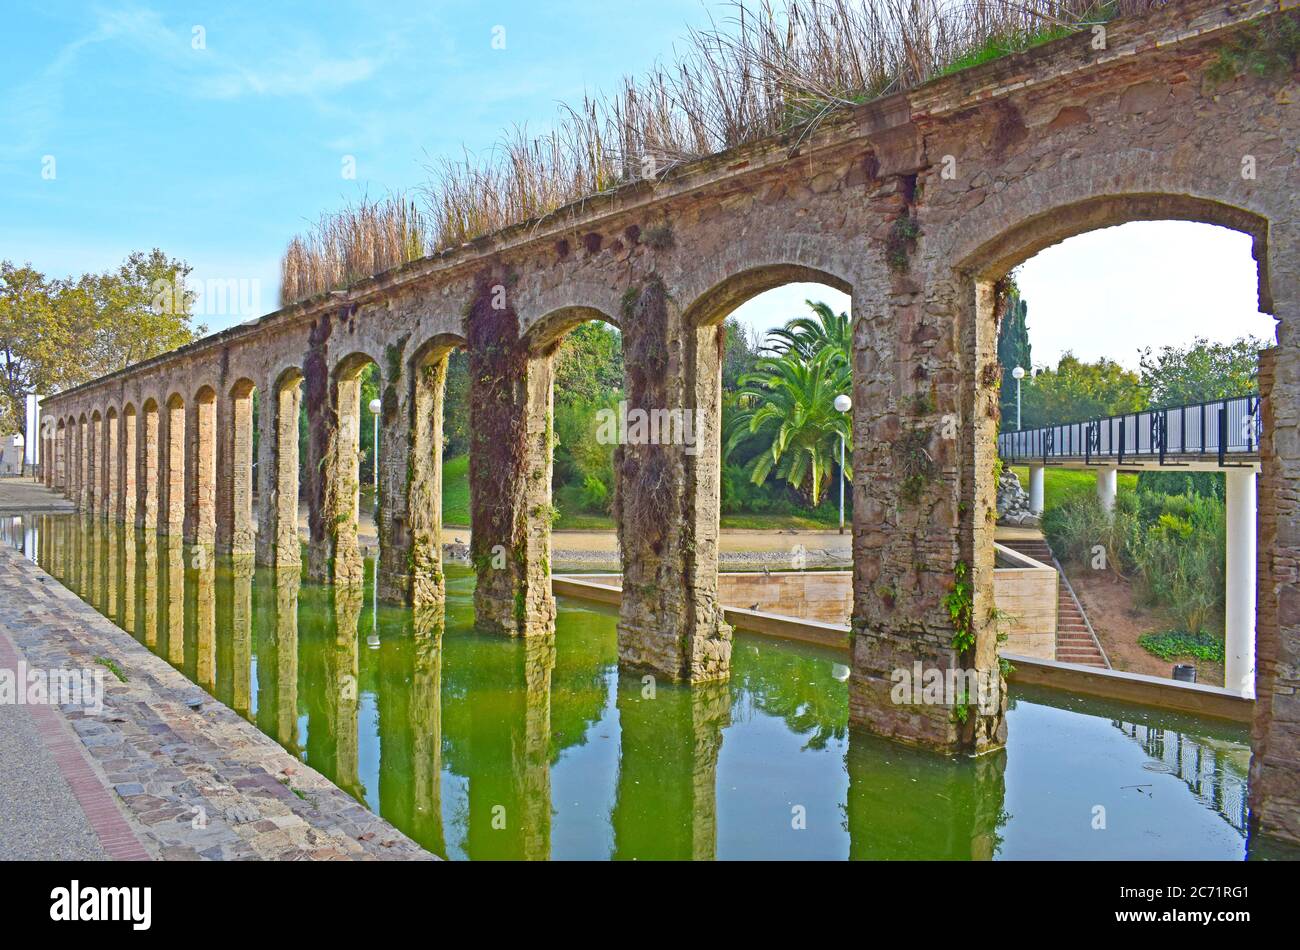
[{"left": 0, "top": 543, "right": 432, "bottom": 861}]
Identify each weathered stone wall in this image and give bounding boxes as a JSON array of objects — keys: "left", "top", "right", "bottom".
[{"left": 36, "top": 0, "right": 1300, "bottom": 840}]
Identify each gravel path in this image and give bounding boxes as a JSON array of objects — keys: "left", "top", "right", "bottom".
[{"left": 0, "top": 698, "right": 108, "bottom": 860}]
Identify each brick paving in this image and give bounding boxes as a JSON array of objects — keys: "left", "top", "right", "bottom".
[{"left": 0, "top": 543, "right": 433, "bottom": 861}]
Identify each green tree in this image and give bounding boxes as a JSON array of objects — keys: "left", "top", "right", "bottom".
[
  {"left": 724, "top": 346, "right": 851, "bottom": 506},
  {"left": 1138, "top": 335, "right": 1266, "bottom": 408},
  {"left": 996, "top": 280, "right": 1031, "bottom": 424},
  {"left": 765, "top": 300, "right": 850, "bottom": 367},
  {"left": 1021, "top": 353, "right": 1145, "bottom": 428}
]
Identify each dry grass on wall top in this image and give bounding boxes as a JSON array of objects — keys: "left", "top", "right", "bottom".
[{"left": 279, "top": 0, "right": 1175, "bottom": 305}]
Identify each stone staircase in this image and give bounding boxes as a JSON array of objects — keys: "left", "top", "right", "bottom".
[{"left": 1000, "top": 537, "right": 1109, "bottom": 668}]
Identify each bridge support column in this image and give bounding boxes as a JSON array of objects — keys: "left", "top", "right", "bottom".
[
  {"left": 257, "top": 375, "right": 301, "bottom": 569},
  {"left": 104, "top": 411, "right": 119, "bottom": 520},
  {"left": 305, "top": 317, "right": 364, "bottom": 587},
  {"left": 378, "top": 342, "right": 450, "bottom": 608},
  {"left": 1225, "top": 467, "right": 1257, "bottom": 698},
  {"left": 1028, "top": 463, "right": 1044, "bottom": 515},
  {"left": 138, "top": 404, "right": 159, "bottom": 531},
  {"left": 614, "top": 276, "right": 731, "bottom": 682},
  {"left": 217, "top": 382, "right": 256, "bottom": 558},
  {"left": 161, "top": 397, "right": 185, "bottom": 536},
  {"left": 184, "top": 391, "right": 217, "bottom": 550},
  {"left": 120, "top": 407, "right": 136, "bottom": 526},
  {"left": 1096, "top": 466, "right": 1117, "bottom": 515},
  {"left": 849, "top": 266, "right": 1006, "bottom": 755},
  {"left": 467, "top": 283, "right": 554, "bottom": 636}
]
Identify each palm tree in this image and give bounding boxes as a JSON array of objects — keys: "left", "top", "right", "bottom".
[
  {"left": 764, "top": 300, "right": 850, "bottom": 367},
  {"left": 724, "top": 345, "right": 851, "bottom": 506}
]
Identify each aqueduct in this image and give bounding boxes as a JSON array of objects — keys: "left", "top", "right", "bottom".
[{"left": 36, "top": 1, "right": 1300, "bottom": 844}]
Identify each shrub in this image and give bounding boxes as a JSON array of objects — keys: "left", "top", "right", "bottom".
[{"left": 1138, "top": 630, "right": 1225, "bottom": 663}]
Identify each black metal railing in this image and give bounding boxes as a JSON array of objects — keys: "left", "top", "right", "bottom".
[{"left": 998, "top": 394, "right": 1261, "bottom": 466}]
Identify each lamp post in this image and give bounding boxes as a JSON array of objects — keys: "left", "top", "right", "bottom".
[
  {"left": 368, "top": 398, "right": 382, "bottom": 492},
  {"left": 1011, "top": 366, "right": 1025, "bottom": 430},
  {"left": 833, "top": 393, "right": 851, "bottom": 534}
]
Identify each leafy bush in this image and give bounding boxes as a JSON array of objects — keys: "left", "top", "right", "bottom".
[{"left": 1138, "top": 630, "right": 1225, "bottom": 663}]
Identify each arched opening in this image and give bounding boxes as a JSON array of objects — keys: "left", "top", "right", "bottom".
[
  {"left": 262, "top": 367, "right": 303, "bottom": 568},
  {"left": 686, "top": 265, "right": 855, "bottom": 581},
  {"left": 381, "top": 333, "right": 465, "bottom": 607},
  {"left": 965, "top": 195, "right": 1277, "bottom": 699},
  {"left": 139, "top": 398, "right": 160, "bottom": 530},
  {"left": 121, "top": 404, "right": 137, "bottom": 526},
  {"left": 162, "top": 394, "right": 186, "bottom": 535},
  {"left": 186, "top": 385, "right": 218, "bottom": 548},
  {"left": 221, "top": 378, "right": 258, "bottom": 557},
  {"left": 104, "top": 406, "right": 120, "bottom": 521},
  {"left": 88, "top": 409, "right": 103, "bottom": 518}
]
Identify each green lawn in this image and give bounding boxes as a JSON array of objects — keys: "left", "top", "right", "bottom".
[
  {"left": 1010, "top": 465, "right": 1139, "bottom": 514},
  {"left": 441, "top": 453, "right": 843, "bottom": 531}
]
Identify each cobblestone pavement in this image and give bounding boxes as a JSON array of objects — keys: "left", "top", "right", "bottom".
[{"left": 0, "top": 543, "right": 433, "bottom": 861}]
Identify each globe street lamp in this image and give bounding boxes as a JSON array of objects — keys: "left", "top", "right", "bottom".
[
  {"left": 833, "top": 393, "right": 852, "bottom": 535},
  {"left": 1011, "top": 366, "right": 1026, "bottom": 430}
]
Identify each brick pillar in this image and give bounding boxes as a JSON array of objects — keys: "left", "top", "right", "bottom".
[
  {"left": 258, "top": 376, "right": 301, "bottom": 568},
  {"left": 848, "top": 246, "right": 1006, "bottom": 755},
  {"left": 138, "top": 402, "right": 160, "bottom": 531},
  {"left": 185, "top": 390, "right": 217, "bottom": 549},
  {"left": 161, "top": 397, "right": 186, "bottom": 535},
  {"left": 218, "top": 382, "right": 256, "bottom": 558},
  {"left": 120, "top": 407, "right": 136, "bottom": 526},
  {"left": 612, "top": 681, "right": 729, "bottom": 859},
  {"left": 104, "top": 411, "right": 119, "bottom": 521},
  {"left": 467, "top": 281, "right": 555, "bottom": 636},
  {"left": 305, "top": 314, "right": 364, "bottom": 586},
  {"left": 1249, "top": 344, "right": 1300, "bottom": 846},
  {"left": 379, "top": 343, "right": 450, "bottom": 607},
  {"left": 615, "top": 276, "right": 731, "bottom": 682}
]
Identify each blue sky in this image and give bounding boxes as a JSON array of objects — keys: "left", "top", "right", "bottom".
[{"left": 1, "top": 1, "right": 1276, "bottom": 366}]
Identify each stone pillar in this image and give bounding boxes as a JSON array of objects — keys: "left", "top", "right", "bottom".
[
  {"left": 218, "top": 383, "right": 256, "bottom": 558},
  {"left": 304, "top": 315, "right": 364, "bottom": 586},
  {"left": 379, "top": 344, "right": 449, "bottom": 607},
  {"left": 184, "top": 390, "right": 217, "bottom": 549},
  {"left": 1249, "top": 345, "right": 1300, "bottom": 846},
  {"left": 257, "top": 376, "right": 301, "bottom": 568},
  {"left": 161, "top": 398, "right": 186, "bottom": 535},
  {"left": 1225, "top": 466, "right": 1257, "bottom": 698},
  {"left": 467, "top": 282, "right": 554, "bottom": 636},
  {"left": 104, "top": 411, "right": 119, "bottom": 521},
  {"left": 849, "top": 254, "right": 1006, "bottom": 755},
  {"left": 55, "top": 426, "right": 66, "bottom": 491},
  {"left": 138, "top": 403, "right": 160, "bottom": 531},
  {"left": 120, "top": 407, "right": 136, "bottom": 526},
  {"left": 86, "top": 416, "right": 99, "bottom": 517},
  {"left": 615, "top": 276, "right": 731, "bottom": 681},
  {"left": 77, "top": 419, "right": 89, "bottom": 509},
  {"left": 1028, "top": 463, "right": 1045, "bottom": 515},
  {"left": 1096, "top": 466, "right": 1117, "bottom": 515}
]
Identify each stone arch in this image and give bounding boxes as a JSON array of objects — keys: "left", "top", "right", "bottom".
[
  {"left": 374, "top": 332, "right": 469, "bottom": 606},
  {"left": 682, "top": 263, "right": 854, "bottom": 327},
  {"left": 187, "top": 385, "right": 218, "bottom": 547},
  {"left": 523, "top": 305, "right": 620, "bottom": 355},
  {"left": 120, "top": 402, "right": 138, "bottom": 525},
  {"left": 220, "top": 377, "right": 259, "bottom": 556},
  {"left": 161, "top": 393, "right": 186, "bottom": 535},
  {"left": 258, "top": 366, "right": 305, "bottom": 567}
]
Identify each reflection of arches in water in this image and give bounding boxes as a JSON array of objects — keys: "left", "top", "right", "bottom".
[{"left": 1111, "top": 719, "right": 1249, "bottom": 835}]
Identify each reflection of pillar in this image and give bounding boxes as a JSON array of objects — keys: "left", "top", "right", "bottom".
[
  {"left": 103, "top": 519, "right": 119, "bottom": 622},
  {"left": 328, "top": 585, "right": 364, "bottom": 801},
  {"left": 228, "top": 556, "right": 253, "bottom": 722},
  {"left": 466, "top": 636, "right": 555, "bottom": 860},
  {"left": 1225, "top": 468, "right": 1257, "bottom": 698},
  {"left": 121, "top": 522, "right": 136, "bottom": 635},
  {"left": 257, "top": 568, "right": 301, "bottom": 752},
  {"left": 141, "top": 531, "right": 158, "bottom": 650},
  {"left": 846, "top": 728, "right": 1007, "bottom": 859},
  {"left": 1096, "top": 466, "right": 1117, "bottom": 515},
  {"left": 612, "top": 679, "right": 729, "bottom": 860},
  {"left": 162, "top": 536, "right": 185, "bottom": 666},
  {"left": 193, "top": 549, "right": 216, "bottom": 692},
  {"left": 1028, "top": 464, "right": 1045, "bottom": 515}
]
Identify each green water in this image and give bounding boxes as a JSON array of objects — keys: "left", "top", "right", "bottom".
[{"left": 5, "top": 513, "right": 1253, "bottom": 860}]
